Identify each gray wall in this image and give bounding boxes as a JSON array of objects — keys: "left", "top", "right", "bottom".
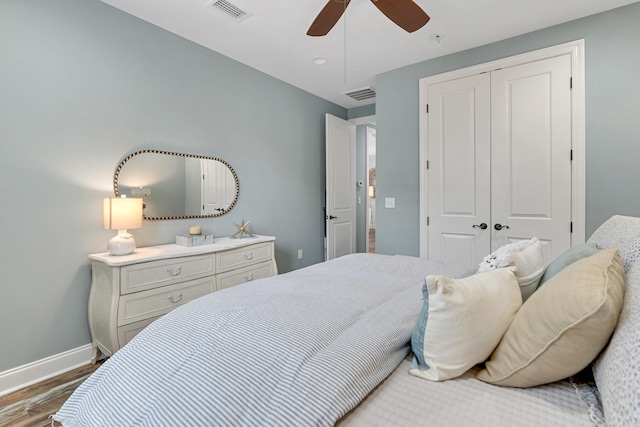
[
  {"left": 347, "top": 104, "right": 376, "bottom": 120},
  {"left": 374, "top": 2, "right": 640, "bottom": 256},
  {"left": 0, "top": 0, "right": 345, "bottom": 372}
]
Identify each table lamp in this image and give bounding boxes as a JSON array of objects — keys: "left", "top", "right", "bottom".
[{"left": 103, "top": 196, "right": 143, "bottom": 255}]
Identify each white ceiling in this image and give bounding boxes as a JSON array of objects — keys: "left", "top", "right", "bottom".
[{"left": 101, "top": 0, "right": 639, "bottom": 109}]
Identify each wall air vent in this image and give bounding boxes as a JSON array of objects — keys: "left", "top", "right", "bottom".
[
  {"left": 208, "top": 0, "right": 252, "bottom": 22},
  {"left": 343, "top": 87, "right": 376, "bottom": 101}
]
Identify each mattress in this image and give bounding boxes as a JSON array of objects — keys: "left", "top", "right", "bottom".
[{"left": 338, "top": 356, "right": 597, "bottom": 426}]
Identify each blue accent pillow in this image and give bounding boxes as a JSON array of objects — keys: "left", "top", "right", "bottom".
[
  {"left": 538, "top": 242, "right": 601, "bottom": 287},
  {"left": 410, "top": 283, "right": 430, "bottom": 370}
]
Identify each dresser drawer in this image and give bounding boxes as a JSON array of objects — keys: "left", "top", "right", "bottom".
[
  {"left": 120, "top": 254, "right": 215, "bottom": 294},
  {"left": 216, "top": 260, "right": 275, "bottom": 290},
  {"left": 117, "top": 317, "right": 157, "bottom": 348},
  {"left": 216, "top": 242, "right": 273, "bottom": 273},
  {"left": 118, "top": 277, "right": 215, "bottom": 326}
]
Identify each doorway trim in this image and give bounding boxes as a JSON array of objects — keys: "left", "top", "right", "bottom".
[{"left": 419, "top": 39, "right": 585, "bottom": 258}]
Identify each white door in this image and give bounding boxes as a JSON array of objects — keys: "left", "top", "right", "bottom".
[
  {"left": 428, "top": 73, "right": 492, "bottom": 267},
  {"left": 491, "top": 55, "right": 573, "bottom": 263},
  {"left": 427, "top": 54, "right": 573, "bottom": 270},
  {"left": 201, "top": 159, "right": 226, "bottom": 215},
  {"left": 326, "top": 113, "right": 356, "bottom": 260}
]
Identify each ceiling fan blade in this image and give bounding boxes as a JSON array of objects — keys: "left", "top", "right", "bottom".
[
  {"left": 307, "top": 0, "right": 351, "bottom": 37},
  {"left": 371, "top": 0, "right": 430, "bottom": 33}
]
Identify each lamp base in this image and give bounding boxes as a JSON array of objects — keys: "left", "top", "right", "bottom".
[{"left": 108, "top": 230, "right": 136, "bottom": 255}]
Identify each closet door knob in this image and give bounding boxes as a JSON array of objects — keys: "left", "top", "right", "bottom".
[
  {"left": 472, "top": 223, "right": 488, "bottom": 230},
  {"left": 494, "top": 223, "right": 510, "bottom": 230}
]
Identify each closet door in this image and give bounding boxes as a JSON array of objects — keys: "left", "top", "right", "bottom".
[
  {"left": 491, "top": 54, "right": 572, "bottom": 263},
  {"left": 427, "top": 74, "right": 491, "bottom": 267},
  {"left": 427, "top": 55, "right": 573, "bottom": 270}
]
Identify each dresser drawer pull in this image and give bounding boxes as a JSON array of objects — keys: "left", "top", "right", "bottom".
[
  {"left": 244, "top": 273, "right": 254, "bottom": 281},
  {"left": 168, "top": 293, "right": 183, "bottom": 304},
  {"left": 166, "top": 267, "right": 182, "bottom": 276},
  {"left": 243, "top": 252, "right": 253, "bottom": 260}
]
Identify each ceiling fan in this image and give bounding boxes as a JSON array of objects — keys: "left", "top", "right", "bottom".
[{"left": 307, "top": 0, "right": 430, "bottom": 37}]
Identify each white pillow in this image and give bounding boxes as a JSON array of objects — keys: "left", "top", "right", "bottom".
[
  {"left": 409, "top": 268, "right": 522, "bottom": 381},
  {"left": 477, "top": 237, "right": 545, "bottom": 301}
]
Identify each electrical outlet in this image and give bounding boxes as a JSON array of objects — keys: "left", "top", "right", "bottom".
[{"left": 298, "top": 249, "right": 303, "bottom": 259}]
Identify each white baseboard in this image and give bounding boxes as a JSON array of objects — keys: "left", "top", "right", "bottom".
[{"left": 0, "top": 344, "right": 94, "bottom": 397}]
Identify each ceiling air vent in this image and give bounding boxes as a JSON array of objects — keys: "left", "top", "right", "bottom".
[
  {"left": 208, "top": 0, "right": 252, "bottom": 22},
  {"left": 343, "top": 87, "right": 376, "bottom": 101}
]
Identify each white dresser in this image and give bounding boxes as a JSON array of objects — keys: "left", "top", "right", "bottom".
[{"left": 88, "top": 235, "right": 277, "bottom": 361}]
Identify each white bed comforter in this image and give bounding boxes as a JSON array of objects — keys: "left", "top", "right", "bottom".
[{"left": 54, "top": 253, "right": 470, "bottom": 426}]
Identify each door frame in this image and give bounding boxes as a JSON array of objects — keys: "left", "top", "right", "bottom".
[{"left": 419, "top": 39, "right": 586, "bottom": 258}]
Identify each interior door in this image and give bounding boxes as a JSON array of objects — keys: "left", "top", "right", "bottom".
[
  {"left": 491, "top": 55, "right": 573, "bottom": 263},
  {"left": 427, "top": 74, "right": 492, "bottom": 267},
  {"left": 325, "top": 113, "right": 356, "bottom": 261}
]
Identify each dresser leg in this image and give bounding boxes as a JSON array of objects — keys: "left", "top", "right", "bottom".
[{"left": 91, "top": 345, "right": 102, "bottom": 364}]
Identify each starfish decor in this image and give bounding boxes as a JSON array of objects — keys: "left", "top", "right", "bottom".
[{"left": 232, "top": 219, "right": 254, "bottom": 239}]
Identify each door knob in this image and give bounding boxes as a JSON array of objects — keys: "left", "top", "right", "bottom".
[
  {"left": 327, "top": 215, "right": 338, "bottom": 220},
  {"left": 494, "top": 223, "right": 510, "bottom": 230},
  {"left": 472, "top": 223, "right": 488, "bottom": 230}
]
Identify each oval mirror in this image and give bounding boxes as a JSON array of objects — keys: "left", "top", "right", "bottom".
[{"left": 114, "top": 150, "right": 239, "bottom": 220}]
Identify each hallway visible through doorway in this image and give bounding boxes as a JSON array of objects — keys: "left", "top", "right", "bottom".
[{"left": 367, "top": 126, "right": 376, "bottom": 253}]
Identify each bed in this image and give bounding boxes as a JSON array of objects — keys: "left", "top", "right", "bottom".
[{"left": 53, "top": 215, "right": 640, "bottom": 426}]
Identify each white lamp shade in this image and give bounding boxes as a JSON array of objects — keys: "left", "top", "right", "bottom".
[{"left": 103, "top": 197, "right": 143, "bottom": 230}]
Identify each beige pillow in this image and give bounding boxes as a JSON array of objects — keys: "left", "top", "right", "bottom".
[{"left": 477, "top": 249, "right": 625, "bottom": 387}]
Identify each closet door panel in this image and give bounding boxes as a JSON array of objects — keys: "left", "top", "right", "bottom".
[
  {"left": 427, "top": 74, "right": 491, "bottom": 269},
  {"left": 491, "top": 54, "right": 572, "bottom": 262}
]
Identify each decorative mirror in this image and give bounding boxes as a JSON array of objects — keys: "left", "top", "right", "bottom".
[{"left": 114, "top": 150, "right": 239, "bottom": 220}]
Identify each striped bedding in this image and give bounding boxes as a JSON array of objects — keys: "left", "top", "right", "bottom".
[{"left": 54, "top": 253, "right": 470, "bottom": 426}]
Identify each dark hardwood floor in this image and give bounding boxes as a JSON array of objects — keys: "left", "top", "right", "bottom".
[
  {"left": 0, "top": 361, "right": 104, "bottom": 427},
  {"left": 368, "top": 228, "right": 375, "bottom": 253}
]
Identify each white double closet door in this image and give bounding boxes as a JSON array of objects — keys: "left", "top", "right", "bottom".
[{"left": 426, "top": 54, "right": 574, "bottom": 270}]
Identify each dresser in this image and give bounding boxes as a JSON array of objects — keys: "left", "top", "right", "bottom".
[{"left": 88, "top": 235, "right": 277, "bottom": 362}]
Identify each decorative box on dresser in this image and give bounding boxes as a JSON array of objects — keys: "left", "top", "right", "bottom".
[{"left": 88, "top": 235, "right": 277, "bottom": 362}]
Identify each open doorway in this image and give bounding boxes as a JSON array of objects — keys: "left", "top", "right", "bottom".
[
  {"left": 366, "top": 126, "right": 376, "bottom": 253},
  {"left": 350, "top": 114, "right": 376, "bottom": 254}
]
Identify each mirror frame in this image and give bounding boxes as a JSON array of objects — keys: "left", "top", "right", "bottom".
[{"left": 113, "top": 149, "right": 239, "bottom": 220}]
